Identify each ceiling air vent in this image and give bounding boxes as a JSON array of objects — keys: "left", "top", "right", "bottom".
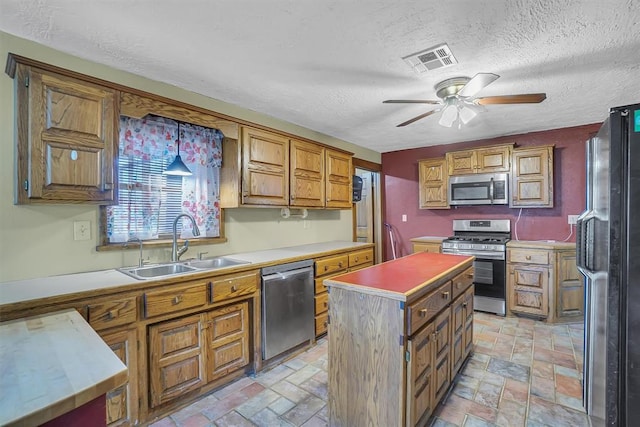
[{"left": 403, "top": 43, "right": 458, "bottom": 73}]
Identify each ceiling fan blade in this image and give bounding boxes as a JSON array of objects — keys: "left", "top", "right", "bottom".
[
  {"left": 396, "top": 109, "right": 439, "bottom": 127},
  {"left": 475, "top": 93, "right": 547, "bottom": 105},
  {"left": 383, "top": 99, "right": 441, "bottom": 104},
  {"left": 457, "top": 73, "right": 500, "bottom": 98}
]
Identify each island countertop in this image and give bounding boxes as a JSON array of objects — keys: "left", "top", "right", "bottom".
[
  {"left": 0, "top": 309, "right": 128, "bottom": 426},
  {"left": 324, "top": 252, "right": 474, "bottom": 301}
]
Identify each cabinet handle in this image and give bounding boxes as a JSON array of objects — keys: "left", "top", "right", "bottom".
[
  {"left": 323, "top": 301, "right": 328, "bottom": 308},
  {"left": 290, "top": 195, "right": 295, "bottom": 200},
  {"left": 173, "top": 295, "right": 182, "bottom": 305},
  {"left": 419, "top": 308, "right": 428, "bottom": 317},
  {"left": 106, "top": 310, "right": 117, "bottom": 320},
  {"left": 355, "top": 257, "right": 359, "bottom": 262},
  {"left": 324, "top": 265, "right": 328, "bottom": 272},
  {"left": 324, "top": 321, "right": 328, "bottom": 328},
  {"left": 442, "top": 291, "right": 450, "bottom": 300},
  {"left": 104, "top": 183, "right": 113, "bottom": 191},
  {"left": 525, "top": 255, "right": 532, "bottom": 260},
  {"left": 462, "top": 302, "right": 468, "bottom": 308},
  {"left": 231, "top": 285, "right": 238, "bottom": 292},
  {"left": 338, "top": 262, "right": 343, "bottom": 268},
  {"left": 466, "top": 273, "right": 473, "bottom": 278},
  {"left": 455, "top": 282, "right": 461, "bottom": 289}
]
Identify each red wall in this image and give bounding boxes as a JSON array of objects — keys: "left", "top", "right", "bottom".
[{"left": 381, "top": 123, "right": 601, "bottom": 260}]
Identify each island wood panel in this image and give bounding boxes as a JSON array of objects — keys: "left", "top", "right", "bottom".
[{"left": 328, "top": 286, "right": 405, "bottom": 427}]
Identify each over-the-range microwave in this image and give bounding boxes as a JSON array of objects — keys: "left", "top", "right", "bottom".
[{"left": 449, "top": 172, "right": 509, "bottom": 206}]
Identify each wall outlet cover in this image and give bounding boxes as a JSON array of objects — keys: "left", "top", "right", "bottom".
[
  {"left": 74, "top": 220, "right": 91, "bottom": 241},
  {"left": 568, "top": 215, "right": 579, "bottom": 225}
]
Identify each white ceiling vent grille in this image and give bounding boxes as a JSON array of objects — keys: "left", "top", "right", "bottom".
[{"left": 403, "top": 43, "right": 458, "bottom": 73}]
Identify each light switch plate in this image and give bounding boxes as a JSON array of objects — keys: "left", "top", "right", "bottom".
[
  {"left": 73, "top": 220, "right": 91, "bottom": 241},
  {"left": 568, "top": 215, "right": 579, "bottom": 225}
]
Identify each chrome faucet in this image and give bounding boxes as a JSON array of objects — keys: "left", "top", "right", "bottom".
[
  {"left": 171, "top": 213, "right": 201, "bottom": 262},
  {"left": 126, "top": 237, "right": 144, "bottom": 267}
]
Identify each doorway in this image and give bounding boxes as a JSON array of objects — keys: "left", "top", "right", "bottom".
[{"left": 353, "top": 166, "right": 382, "bottom": 263}]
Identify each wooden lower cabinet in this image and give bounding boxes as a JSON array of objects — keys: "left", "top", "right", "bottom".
[
  {"left": 412, "top": 242, "right": 442, "bottom": 254},
  {"left": 148, "top": 315, "right": 206, "bottom": 408},
  {"left": 101, "top": 328, "right": 138, "bottom": 426},
  {"left": 507, "top": 242, "right": 582, "bottom": 322},
  {"left": 205, "top": 302, "right": 250, "bottom": 382},
  {"left": 407, "top": 322, "right": 435, "bottom": 427},
  {"left": 432, "top": 308, "right": 451, "bottom": 404},
  {"left": 451, "top": 285, "right": 474, "bottom": 378},
  {"left": 148, "top": 302, "right": 251, "bottom": 408}
]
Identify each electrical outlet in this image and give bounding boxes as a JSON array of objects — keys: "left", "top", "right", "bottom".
[
  {"left": 568, "top": 215, "right": 579, "bottom": 225},
  {"left": 73, "top": 220, "right": 91, "bottom": 241},
  {"left": 402, "top": 214, "right": 407, "bottom": 222}
]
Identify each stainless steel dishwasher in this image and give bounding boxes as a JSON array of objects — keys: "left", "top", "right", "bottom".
[{"left": 261, "top": 259, "right": 314, "bottom": 360}]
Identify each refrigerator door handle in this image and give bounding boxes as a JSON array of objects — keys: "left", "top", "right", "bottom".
[{"left": 576, "top": 211, "right": 596, "bottom": 274}]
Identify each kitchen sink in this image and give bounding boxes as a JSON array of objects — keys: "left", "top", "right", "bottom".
[
  {"left": 183, "top": 257, "right": 249, "bottom": 269},
  {"left": 118, "top": 257, "right": 250, "bottom": 280},
  {"left": 118, "top": 263, "right": 199, "bottom": 280}
]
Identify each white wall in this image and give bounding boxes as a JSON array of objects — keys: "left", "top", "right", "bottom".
[{"left": 0, "top": 31, "right": 380, "bottom": 282}]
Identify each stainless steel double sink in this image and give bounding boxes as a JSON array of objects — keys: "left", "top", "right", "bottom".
[{"left": 117, "top": 256, "right": 249, "bottom": 280}]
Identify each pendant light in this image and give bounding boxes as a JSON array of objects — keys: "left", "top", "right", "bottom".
[{"left": 163, "top": 122, "right": 192, "bottom": 176}]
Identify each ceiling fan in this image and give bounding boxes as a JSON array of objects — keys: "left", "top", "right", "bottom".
[{"left": 383, "top": 73, "right": 546, "bottom": 128}]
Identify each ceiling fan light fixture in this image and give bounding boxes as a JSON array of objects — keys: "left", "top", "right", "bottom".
[
  {"left": 458, "top": 105, "right": 478, "bottom": 124},
  {"left": 163, "top": 123, "right": 192, "bottom": 176},
  {"left": 438, "top": 102, "right": 458, "bottom": 127}
]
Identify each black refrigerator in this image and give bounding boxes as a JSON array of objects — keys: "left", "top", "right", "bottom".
[{"left": 576, "top": 102, "right": 640, "bottom": 426}]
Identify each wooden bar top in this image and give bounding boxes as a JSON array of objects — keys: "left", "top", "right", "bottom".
[
  {"left": 0, "top": 309, "right": 128, "bottom": 427},
  {"left": 324, "top": 252, "right": 474, "bottom": 301}
]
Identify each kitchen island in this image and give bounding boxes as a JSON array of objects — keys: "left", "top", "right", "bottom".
[{"left": 324, "top": 252, "right": 474, "bottom": 427}]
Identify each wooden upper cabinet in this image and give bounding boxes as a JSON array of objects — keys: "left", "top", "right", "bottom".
[
  {"left": 446, "top": 144, "right": 512, "bottom": 175},
  {"left": 325, "top": 148, "right": 352, "bottom": 209},
  {"left": 418, "top": 157, "right": 449, "bottom": 209},
  {"left": 290, "top": 139, "right": 325, "bottom": 207},
  {"left": 241, "top": 126, "right": 290, "bottom": 206},
  {"left": 13, "top": 64, "right": 118, "bottom": 204},
  {"left": 510, "top": 145, "right": 554, "bottom": 208}
]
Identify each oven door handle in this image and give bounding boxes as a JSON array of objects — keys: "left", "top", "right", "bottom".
[{"left": 442, "top": 249, "right": 505, "bottom": 260}]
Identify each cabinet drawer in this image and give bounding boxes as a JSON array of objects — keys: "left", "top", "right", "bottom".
[
  {"left": 349, "top": 261, "right": 374, "bottom": 272},
  {"left": 348, "top": 249, "right": 374, "bottom": 268},
  {"left": 315, "top": 292, "right": 329, "bottom": 315},
  {"left": 316, "top": 254, "right": 348, "bottom": 277},
  {"left": 210, "top": 271, "right": 258, "bottom": 303},
  {"left": 144, "top": 282, "right": 208, "bottom": 318},
  {"left": 315, "top": 312, "right": 328, "bottom": 336},
  {"left": 408, "top": 282, "right": 452, "bottom": 335},
  {"left": 87, "top": 296, "right": 137, "bottom": 331},
  {"left": 509, "top": 248, "right": 549, "bottom": 265},
  {"left": 451, "top": 267, "right": 474, "bottom": 300}
]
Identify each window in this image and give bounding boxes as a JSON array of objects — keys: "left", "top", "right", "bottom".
[{"left": 104, "top": 115, "right": 223, "bottom": 244}]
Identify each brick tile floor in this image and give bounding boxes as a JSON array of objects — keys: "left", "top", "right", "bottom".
[{"left": 149, "top": 312, "right": 587, "bottom": 426}]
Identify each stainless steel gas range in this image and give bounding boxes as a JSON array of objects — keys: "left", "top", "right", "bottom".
[{"left": 441, "top": 219, "right": 510, "bottom": 316}]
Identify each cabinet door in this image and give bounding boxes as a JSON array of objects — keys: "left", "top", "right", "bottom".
[
  {"left": 205, "top": 302, "right": 250, "bottom": 382},
  {"left": 508, "top": 263, "right": 549, "bottom": 317},
  {"left": 148, "top": 314, "right": 205, "bottom": 407},
  {"left": 325, "top": 149, "right": 352, "bottom": 208},
  {"left": 450, "top": 296, "right": 465, "bottom": 378},
  {"left": 241, "top": 126, "right": 289, "bottom": 206},
  {"left": 290, "top": 139, "right": 325, "bottom": 207},
  {"left": 475, "top": 145, "right": 512, "bottom": 173},
  {"left": 16, "top": 65, "right": 117, "bottom": 203},
  {"left": 101, "top": 328, "right": 138, "bottom": 427},
  {"left": 418, "top": 158, "right": 449, "bottom": 209},
  {"left": 433, "top": 308, "right": 451, "bottom": 404},
  {"left": 510, "top": 146, "right": 554, "bottom": 208},
  {"left": 407, "top": 322, "right": 435, "bottom": 427},
  {"left": 446, "top": 150, "right": 476, "bottom": 175},
  {"left": 462, "top": 285, "right": 475, "bottom": 359},
  {"left": 556, "top": 250, "right": 584, "bottom": 319}
]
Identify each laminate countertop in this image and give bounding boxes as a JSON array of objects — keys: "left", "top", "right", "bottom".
[
  {"left": 0, "top": 241, "right": 371, "bottom": 307},
  {"left": 0, "top": 309, "right": 127, "bottom": 426},
  {"left": 507, "top": 240, "right": 577, "bottom": 250},
  {"left": 324, "top": 252, "right": 474, "bottom": 301}
]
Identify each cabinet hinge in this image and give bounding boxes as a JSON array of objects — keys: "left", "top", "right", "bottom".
[
  {"left": 24, "top": 75, "right": 29, "bottom": 87},
  {"left": 399, "top": 335, "right": 405, "bottom": 346},
  {"left": 23, "top": 180, "right": 29, "bottom": 191},
  {"left": 405, "top": 351, "right": 410, "bottom": 362}
]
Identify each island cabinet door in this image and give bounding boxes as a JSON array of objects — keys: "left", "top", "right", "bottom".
[
  {"left": 407, "top": 322, "right": 436, "bottom": 427},
  {"left": 462, "top": 285, "right": 475, "bottom": 358},
  {"left": 450, "top": 295, "right": 465, "bottom": 379},
  {"left": 432, "top": 308, "right": 452, "bottom": 404},
  {"left": 148, "top": 314, "right": 206, "bottom": 408},
  {"left": 204, "top": 302, "right": 250, "bottom": 382}
]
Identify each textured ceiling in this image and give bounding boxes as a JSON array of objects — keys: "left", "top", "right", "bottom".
[{"left": 1, "top": 1, "right": 638, "bottom": 153}]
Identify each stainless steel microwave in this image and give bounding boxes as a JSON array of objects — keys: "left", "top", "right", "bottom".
[{"left": 449, "top": 173, "right": 509, "bottom": 206}]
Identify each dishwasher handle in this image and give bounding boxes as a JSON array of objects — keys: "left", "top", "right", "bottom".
[{"left": 262, "top": 266, "right": 313, "bottom": 282}]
